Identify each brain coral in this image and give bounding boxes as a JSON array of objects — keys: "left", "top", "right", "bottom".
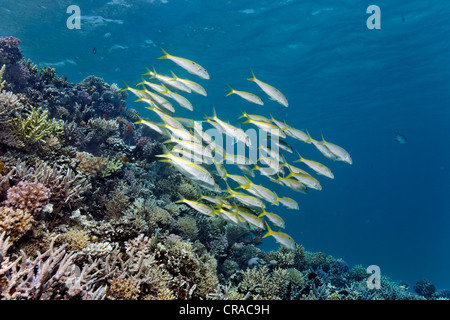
[{"left": 5, "top": 181, "right": 51, "bottom": 214}]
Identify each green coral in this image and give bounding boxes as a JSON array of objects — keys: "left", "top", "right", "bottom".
[
  {"left": 0, "top": 64, "right": 5, "bottom": 91},
  {"left": 9, "top": 106, "right": 63, "bottom": 145},
  {"left": 99, "top": 156, "right": 123, "bottom": 177}
]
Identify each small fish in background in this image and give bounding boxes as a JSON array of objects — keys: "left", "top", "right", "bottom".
[
  {"left": 102, "top": 113, "right": 110, "bottom": 120},
  {"left": 394, "top": 133, "right": 408, "bottom": 144},
  {"left": 401, "top": 15, "right": 405, "bottom": 22},
  {"left": 93, "top": 47, "right": 97, "bottom": 55}
]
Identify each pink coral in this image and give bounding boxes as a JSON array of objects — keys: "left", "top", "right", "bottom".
[{"left": 5, "top": 181, "right": 51, "bottom": 214}]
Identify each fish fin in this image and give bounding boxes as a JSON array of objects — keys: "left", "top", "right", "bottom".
[
  {"left": 170, "top": 70, "right": 178, "bottom": 79},
  {"left": 247, "top": 68, "right": 257, "bottom": 81},
  {"left": 157, "top": 47, "right": 170, "bottom": 59},
  {"left": 305, "top": 129, "right": 313, "bottom": 144},
  {"left": 237, "top": 110, "right": 247, "bottom": 119},
  {"left": 262, "top": 221, "right": 273, "bottom": 238},
  {"left": 225, "top": 84, "right": 235, "bottom": 97}
]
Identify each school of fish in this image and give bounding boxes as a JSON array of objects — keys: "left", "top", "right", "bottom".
[{"left": 127, "top": 47, "right": 352, "bottom": 250}]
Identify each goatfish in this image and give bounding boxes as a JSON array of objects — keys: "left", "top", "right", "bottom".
[
  {"left": 294, "top": 151, "right": 334, "bottom": 179},
  {"left": 144, "top": 105, "right": 186, "bottom": 131},
  {"left": 122, "top": 82, "right": 150, "bottom": 100},
  {"left": 238, "top": 111, "right": 272, "bottom": 123},
  {"left": 138, "top": 79, "right": 193, "bottom": 112},
  {"left": 198, "top": 195, "right": 230, "bottom": 206},
  {"left": 205, "top": 109, "right": 252, "bottom": 147},
  {"left": 267, "top": 136, "right": 293, "bottom": 153},
  {"left": 247, "top": 70, "right": 288, "bottom": 107},
  {"left": 273, "top": 175, "right": 308, "bottom": 194},
  {"left": 164, "top": 137, "right": 213, "bottom": 161},
  {"left": 234, "top": 205, "right": 264, "bottom": 229},
  {"left": 158, "top": 47, "right": 210, "bottom": 80},
  {"left": 144, "top": 67, "right": 191, "bottom": 93},
  {"left": 283, "top": 123, "right": 310, "bottom": 143},
  {"left": 134, "top": 116, "right": 169, "bottom": 137},
  {"left": 156, "top": 152, "right": 215, "bottom": 187},
  {"left": 273, "top": 194, "right": 299, "bottom": 210},
  {"left": 224, "top": 181, "right": 266, "bottom": 209},
  {"left": 258, "top": 209, "right": 285, "bottom": 228},
  {"left": 137, "top": 90, "right": 175, "bottom": 113},
  {"left": 263, "top": 222, "right": 296, "bottom": 250},
  {"left": 286, "top": 171, "right": 322, "bottom": 191},
  {"left": 170, "top": 71, "right": 207, "bottom": 96},
  {"left": 318, "top": 132, "right": 352, "bottom": 165},
  {"left": 226, "top": 85, "right": 263, "bottom": 105},
  {"left": 175, "top": 198, "right": 215, "bottom": 217},
  {"left": 236, "top": 177, "right": 278, "bottom": 204},
  {"left": 160, "top": 85, "right": 193, "bottom": 111},
  {"left": 242, "top": 118, "right": 286, "bottom": 139}
]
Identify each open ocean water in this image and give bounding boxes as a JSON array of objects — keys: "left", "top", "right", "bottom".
[{"left": 0, "top": 0, "right": 449, "bottom": 297}]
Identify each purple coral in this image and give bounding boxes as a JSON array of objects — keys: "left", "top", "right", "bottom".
[
  {"left": 0, "top": 36, "right": 22, "bottom": 65},
  {"left": 6, "top": 181, "right": 51, "bottom": 214},
  {"left": 77, "top": 90, "right": 92, "bottom": 106}
]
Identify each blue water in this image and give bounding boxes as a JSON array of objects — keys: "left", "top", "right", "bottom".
[{"left": 2, "top": 0, "right": 449, "bottom": 289}]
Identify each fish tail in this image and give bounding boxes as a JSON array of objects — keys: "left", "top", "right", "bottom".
[
  {"left": 293, "top": 150, "right": 303, "bottom": 163},
  {"left": 170, "top": 70, "right": 178, "bottom": 79},
  {"left": 247, "top": 68, "right": 256, "bottom": 81},
  {"left": 175, "top": 198, "right": 186, "bottom": 204},
  {"left": 157, "top": 47, "right": 170, "bottom": 59},
  {"left": 133, "top": 115, "right": 144, "bottom": 125},
  {"left": 121, "top": 81, "right": 132, "bottom": 92},
  {"left": 143, "top": 66, "right": 153, "bottom": 76},
  {"left": 237, "top": 110, "right": 247, "bottom": 119},
  {"left": 225, "top": 84, "right": 235, "bottom": 96},
  {"left": 262, "top": 222, "right": 273, "bottom": 238}
]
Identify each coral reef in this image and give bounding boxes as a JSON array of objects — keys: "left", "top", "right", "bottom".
[{"left": 0, "top": 36, "right": 444, "bottom": 302}]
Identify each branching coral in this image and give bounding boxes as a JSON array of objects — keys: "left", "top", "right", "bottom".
[
  {"left": 8, "top": 106, "right": 63, "bottom": 145},
  {"left": 5, "top": 181, "right": 51, "bottom": 214},
  {"left": 238, "top": 265, "right": 289, "bottom": 300},
  {"left": 0, "top": 232, "right": 105, "bottom": 300},
  {"left": 12, "top": 160, "right": 91, "bottom": 208}
]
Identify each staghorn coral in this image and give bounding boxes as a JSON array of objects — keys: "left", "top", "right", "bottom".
[
  {"left": 0, "top": 206, "right": 34, "bottom": 241},
  {"left": 8, "top": 106, "right": 63, "bottom": 145},
  {"left": 5, "top": 181, "right": 51, "bottom": 214},
  {"left": 238, "top": 265, "right": 289, "bottom": 300},
  {"left": 0, "top": 232, "right": 105, "bottom": 300},
  {"left": 12, "top": 160, "right": 91, "bottom": 209}
]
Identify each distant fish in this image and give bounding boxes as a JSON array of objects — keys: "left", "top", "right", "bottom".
[
  {"left": 157, "top": 47, "right": 210, "bottom": 80},
  {"left": 394, "top": 133, "right": 408, "bottom": 144},
  {"left": 93, "top": 47, "right": 97, "bottom": 55}
]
